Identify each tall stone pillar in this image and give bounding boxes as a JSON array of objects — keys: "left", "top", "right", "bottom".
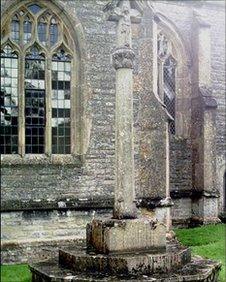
[
  {"left": 112, "top": 0, "right": 137, "bottom": 219},
  {"left": 86, "top": 0, "right": 166, "bottom": 255}
]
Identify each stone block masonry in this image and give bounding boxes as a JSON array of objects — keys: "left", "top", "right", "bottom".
[{"left": 1, "top": 209, "right": 112, "bottom": 264}]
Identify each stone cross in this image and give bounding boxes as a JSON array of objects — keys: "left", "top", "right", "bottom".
[{"left": 105, "top": 0, "right": 142, "bottom": 219}]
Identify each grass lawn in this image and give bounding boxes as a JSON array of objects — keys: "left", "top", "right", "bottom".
[
  {"left": 175, "top": 223, "right": 226, "bottom": 282},
  {"left": 1, "top": 224, "right": 225, "bottom": 282},
  {"left": 0, "top": 264, "right": 31, "bottom": 282}
]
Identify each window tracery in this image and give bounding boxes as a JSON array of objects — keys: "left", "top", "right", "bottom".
[{"left": 1, "top": 2, "right": 75, "bottom": 155}]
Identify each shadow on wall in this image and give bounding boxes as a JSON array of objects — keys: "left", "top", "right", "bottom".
[{"left": 219, "top": 171, "right": 226, "bottom": 223}]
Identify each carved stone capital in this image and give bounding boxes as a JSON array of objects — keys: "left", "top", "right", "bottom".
[{"left": 112, "top": 46, "right": 135, "bottom": 69}]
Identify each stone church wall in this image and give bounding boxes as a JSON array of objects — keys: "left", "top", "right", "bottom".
[
  {"left": 1, "top": 0, "right": 117, "bottom": 211},
  {"left": 154, "top": 0, "right": 225, "bottom": 214}
]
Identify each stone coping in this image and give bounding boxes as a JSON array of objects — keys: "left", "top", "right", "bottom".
[{"left": 1, "top": 236, "right": 85, "bottom": 249}]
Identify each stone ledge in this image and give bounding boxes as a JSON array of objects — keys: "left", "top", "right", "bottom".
[
  {"left": 2, "top": 197, "right": 175, "bottom": 212},
  {"left": 1, "top": 154, "right": 83, "bottom": 166},
  {"left": 1, "top": 198, "right": 114, "bottom": 212}
]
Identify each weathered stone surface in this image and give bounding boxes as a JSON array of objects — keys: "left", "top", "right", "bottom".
[
  {"left": 59, "top": 242, "right": 190, "bottom": 276},
  {"left": 86, "top": 218, "right": 166, "bottom": 254},
  {"left": 1, "top": 209, "right": 111, "bottom": 264},
  {"left": 29, "top": 252, "right": 221, "bottom": 281},
  {"left": 112, "top": 46, "right": 135, "bottom": 69}
]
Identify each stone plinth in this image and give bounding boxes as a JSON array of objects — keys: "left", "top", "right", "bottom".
[
  {"left": 59, "top": 242, "right": 190, "bottom": 276},
  {"left": 29, "top": 242, "right": 221, "bottom": 281},
  {"left": 86, "top": 218, "right": 166, "bottom": 254}
]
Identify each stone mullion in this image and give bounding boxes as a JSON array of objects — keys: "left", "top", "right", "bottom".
[
  {"left": 59, "top": 21, "right": 64, "bottom": 43},
  {"left": 18, "top": 53, "right": 25, "bottom": 156},
  {"left": 46, "top": 18, "right": 50, "bottom": 48},
  {"left": 45, "top": 56, "right": 52, "bottom": 155},
  {"left": 70, "top": 56, "right": 78, "bottom": 155},
  {"left": 19, "top": 16, "right": 23, "bottom": 47},
  {"left": 158, "top": 59, "right": 164, "bottom": 101}
]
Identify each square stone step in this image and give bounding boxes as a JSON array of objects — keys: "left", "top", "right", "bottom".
[{"left": 58, "top": 243, "right": 191, "bottom": 276}]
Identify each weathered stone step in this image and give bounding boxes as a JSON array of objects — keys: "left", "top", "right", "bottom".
[
  {"left": 58, "top": 245, "right": 191, "bottom": 276},
  {"left": 29, "top": 256, "right": 221, "bottom": 282}
]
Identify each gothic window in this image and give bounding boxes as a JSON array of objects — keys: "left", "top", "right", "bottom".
[
  {"left": 157, "top": 33, "right": 177, "bottom": 135},
  {"left": 1, "top": 2, "right": 75, "bottom": 155}
]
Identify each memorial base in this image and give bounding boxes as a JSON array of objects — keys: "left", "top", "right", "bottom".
[
  {"left": 86, "top": 218, "right": 166, "bottom": 254},
  {"left": 29, "top": 240, "right": 221, "bottom": 281}
]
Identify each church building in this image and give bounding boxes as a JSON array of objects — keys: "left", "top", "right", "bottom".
[{"left": 1, "top": 0, "right": 225, "bottom": 263}]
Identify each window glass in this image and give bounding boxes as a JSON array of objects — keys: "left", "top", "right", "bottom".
[
  {"left": 52, "top": 50, "right": 71, "bottom": 154},
  {"left": 23, "top": 16, "right": 32, "bottom": 44},
  {"left": 50, "top": 18, "right": 58, "bottom": 47},
  {"left": 38, "top": 19, "right": 47, "bottom": 46},
  {"left": 0, "top": 45, "right": 18, "bottom": 154},
  {"left": 2, "top": 3, "right": 74, "bottom": 155},
  {"left": 163, "top": 56, "right": 176, "bottom": 134},
  {"left": 11, "top": 15, "right": 20, "bottom": 43},
  {"left": 25, "top": 48, "right": 45, "bottom": 154},
  {"left": 28, "top": 4, "right": 42, "bottom": 14}
]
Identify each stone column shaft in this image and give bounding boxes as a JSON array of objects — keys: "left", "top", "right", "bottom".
[
  {"left": 114, "top": 67, "right": 137, "bottom": 219},
  {"left": 112, "top": 0, "right": 137, "bottom": 219}
]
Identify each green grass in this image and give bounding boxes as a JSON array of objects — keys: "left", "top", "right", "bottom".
[
  {"left": 1, "top": 224, "right": 225, "bottom": 282},
  {"left": 175, "top": 224, "right": 226, "bottom": 282},
  {"left": 0, "top": 264, "right": 31, "bottom": 282}
]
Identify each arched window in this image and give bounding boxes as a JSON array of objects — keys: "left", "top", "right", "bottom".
[
  {"left": 157, "top": 32, "right": 177, "bottom": 134},
  {"left": 1, "top": 3, "right": 75, "bottom": 155}
]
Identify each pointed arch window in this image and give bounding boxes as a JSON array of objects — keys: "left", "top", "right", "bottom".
[
  {"left": 157, "top": 33, "right": 177, "bottom": 135},
  {"left": 11, "top": 15, "right": 20, "bottom": 43},
  {"left": 1, "top": 2, "right": 76, "bottom": 156},
  {"left": 23, "top": 15, "right": 32, "bottom": 44}
]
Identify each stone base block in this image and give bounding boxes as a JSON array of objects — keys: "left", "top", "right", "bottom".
[
  {"left": 86, "top": 218, "right": 166, "bottom": 254},
  {"left": 190, "top": 216, "right": 221, "bottom": 227},
  {"left": 192, "top": 196, "right": 220, "bottom": 225}
]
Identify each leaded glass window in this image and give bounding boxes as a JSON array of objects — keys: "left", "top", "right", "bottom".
[
  {"left": 25, "top": 48, "right": 45, "bottom": 153},
  {"left": 163, "top": 56, "right": 176, "bottom": 134},
  {"left": 157, "top": 32, "right": 177, "bottom": 135},
  {"left": 38, "top": 18, "right": 47, "bottom": 46},
  {"left": 1, "top": 2, "right": 75, "bottom": 155},
  {"left": 23, "top": 16, "right": 32, "bottom": 44},
  {"left": 50, "top": 18, "right": 58, "bottom": 47},
  {"left": 52, "top": 50, "right": 71, "bottom": 154},
  {"left": 11, "top": 15, "right": 20, "bottom": 43},
  {"left": 0, "top": 46, "right": 19, "bottom": 154}
]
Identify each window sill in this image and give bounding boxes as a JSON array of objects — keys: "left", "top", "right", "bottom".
[{"left": 1, "top": 154, "right": 82, "bottom": 166}]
